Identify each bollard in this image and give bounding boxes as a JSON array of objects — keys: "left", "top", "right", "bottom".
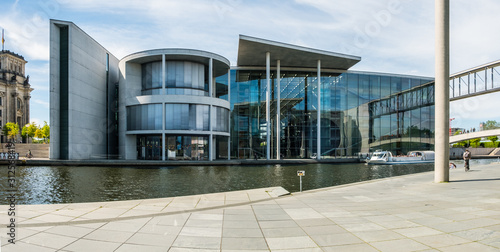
[{"left": 297, "top": 170, "right": 305, "bottom": 192}]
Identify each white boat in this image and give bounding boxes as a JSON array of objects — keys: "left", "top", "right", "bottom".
[{"left": 367, "top": 150, "right": 435, "bottom": 164}]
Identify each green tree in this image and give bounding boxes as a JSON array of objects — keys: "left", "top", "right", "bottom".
[
  {"left": 34, "top": 128, "right": 43, "bottom": 139},
  {"left": 21, "top": 122, "right": 38, "bottom": 143},
  {"left": 487, "top": 135, "right": 498, "bottom": 147},
  {"left": 3, "top": 122, "right": 19, "bottom": 141},
  {"left": 483, "top": 120, "right": 500, "bottom": 130},
  {"left": 470, "top": 138, "right": 481, "bottom": 147},
  {"left": 41, "top": 121, "right": 50, "bottom": 143}
]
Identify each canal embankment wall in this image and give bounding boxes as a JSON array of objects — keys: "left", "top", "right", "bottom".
[{"left": 0, "top": 143, "right": 49, "bottom": 159}]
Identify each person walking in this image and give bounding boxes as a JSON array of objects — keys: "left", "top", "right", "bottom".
[{"left": 463, "top": 149, "right": 471, "bottom": 172}]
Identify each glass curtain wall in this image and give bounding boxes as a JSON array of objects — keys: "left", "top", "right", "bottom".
[
  {"left": 165, "top": 61, "right": 208, "bottom": 96},
  {"left": 230, "top": 71, "right": 267, "bottom": 159},
  {"left": 166, "top": 135, "right": 208, "bottom": 160},
  {"left": 127, "top": 104, "right": 162, "bottom": 130},
  {"left": 142, "top": 62, "right": 162, "bottom": 95},
  {"left": 165, "top": 104, "right": 209, "bottom": 131},
  {"left": 368, "top": 78, "right": 434, "bottom": 154},
  {"left": 137, "top": 135, "right": 162, "bottom": 160},
  {"left": 277, "top": 71, "right": 317, "bottom": 159},
  {"left": 231, "top": 69, "right": 435, "bottom": 160}
]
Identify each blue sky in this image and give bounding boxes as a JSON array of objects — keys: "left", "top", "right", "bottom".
[{"left": 1, "top": 0, "right": 499, "bottom": 130}]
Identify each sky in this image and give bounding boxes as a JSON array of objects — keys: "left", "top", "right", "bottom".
[{"left": 0, "top": 0, "right": 499, "bottom": 130}]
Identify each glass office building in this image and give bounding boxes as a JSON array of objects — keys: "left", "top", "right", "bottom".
[
  {"left": 50, "top": 20, "right": 434, "bottom": 161},
  {"left": 222, "top": 70, "right": 434, "bottom": 160}
]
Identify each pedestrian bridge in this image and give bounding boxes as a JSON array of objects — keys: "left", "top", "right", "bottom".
[
  {"left": 449, "top": 59, "right": 500, "bottom": 101},
  {"left": 449, "top": 128, "right": 500, "bottom": 143}
]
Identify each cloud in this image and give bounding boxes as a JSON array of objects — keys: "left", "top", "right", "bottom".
[
  {"left": 0, "top": 3, "right": 50, "bottom": 61},
  {"left": 32, "top": 99, "right": 49, "bottom": 108}
]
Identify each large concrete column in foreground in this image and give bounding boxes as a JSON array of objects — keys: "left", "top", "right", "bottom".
[{"left": 434, "top": 0, "right": 450, "bottom": 183}]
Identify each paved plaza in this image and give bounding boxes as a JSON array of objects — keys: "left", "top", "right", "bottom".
[{"left": 1, "top": 161, "right": 500, "bottom": 251}]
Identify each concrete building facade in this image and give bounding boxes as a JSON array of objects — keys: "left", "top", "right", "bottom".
[{"left": 50, "top": 20, "right": 119, "bottom": 159}]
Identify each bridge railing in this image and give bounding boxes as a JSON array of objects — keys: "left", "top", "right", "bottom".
[{"left": 449, "top": 60, "right": 500, "bottom": 101}]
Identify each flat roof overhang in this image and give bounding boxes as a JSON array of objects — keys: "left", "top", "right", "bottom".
[{"left": 237, "top": 35, "right": 361, "bottom": 70}]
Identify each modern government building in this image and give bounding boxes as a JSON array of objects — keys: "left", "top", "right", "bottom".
[{"left": 49, "top": 20, "right": 434, "bottom": 161}]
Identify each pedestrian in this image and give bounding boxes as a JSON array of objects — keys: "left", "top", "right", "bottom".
[{"left": 463, "top": 149, "right": 471, "bottom": 172}]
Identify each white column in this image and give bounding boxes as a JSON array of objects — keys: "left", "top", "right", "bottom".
[
  {"left": 210, "top": 104, "right": 214, "bottom": 161},
  {"left": 276, "top": 60, "right": 281, "bottom": 160},
  {"left": 209, "top": 58, "right": 214, "bottom": 161},
  {"left": 266, "top": 52, "right": 271, "bottom": 160},
  {"left": 434, "top": 0, "right": 450, "bottom": 183},
  {"left": 209, "top": 58, "right": 213, "bottom": 97},
  {"left": 162, "top": 54, "right": 165, "bottom": 94},
  {"left": 228, "top": 69, "right": 231, "bottom": 160},
  {"left": 162, "top": 54, "right": 166, "bottom": 160},
  {"left": 317, "top": 60, "right": 321, "bottom": 160},
  {"left": 162, "top": 102, "right": 166, "bottom": 161}
]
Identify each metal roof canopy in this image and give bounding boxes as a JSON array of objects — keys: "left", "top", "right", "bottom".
[{"left": 237, "top": 35, "right": 361, "bottom": 70}]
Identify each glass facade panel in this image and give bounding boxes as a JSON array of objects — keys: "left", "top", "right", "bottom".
[
  {"left": 215, "top": 73, "right": 229, "bottom": 101},
  {"left": 165, "top": 104, "right": 210, "bottom": 131},
  {"left": 213, "top": 106, "right": 229, "bottom": 132},
  {"left": 141, "top": 61, "right": 162, "bottom": 95},
  {"left": 166, "top": 135, "right": 208, "bottom": 160},
  {"left": 165, "top": 61, "right": 208, "bottom": 96},
  {"left": 127, "top": 104, "right": 162, "bottom": 130},
  {"left": 137, "top": 135, "right": 162, "bottom": 160}
]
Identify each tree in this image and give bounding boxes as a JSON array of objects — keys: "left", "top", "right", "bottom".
[
  {"left": 487, "top": 135, "right": 498, "bottom": 147},
  {"left": 21, "top": 122, "right": 38, "bottom": 143},
  {"left": 41, "top": 121, "right": 50, "bottom": 143},
  {"left": 34, "top": 128, "right": 43, "bottom": 139},
  {"left": 483, "top": 120, "right": 500, "bottom": 130},
  {"left": 3, "top": 122, "right": 19, "bottom": 142},
  {"left": 470, "top": 138, "right": 481, "bottom": 147}
]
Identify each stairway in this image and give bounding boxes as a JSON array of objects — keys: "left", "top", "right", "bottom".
[{"left": 489, "top": 147, "right": 500, "bottom": 156}]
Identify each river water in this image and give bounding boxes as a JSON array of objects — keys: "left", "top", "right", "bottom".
[{"left": 0, "top": 159, "right": 493, "bottom": 204}]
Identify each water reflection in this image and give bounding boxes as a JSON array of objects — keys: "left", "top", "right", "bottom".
[{"left": 0, "top": 160, "right": 492, "bottom": 205}]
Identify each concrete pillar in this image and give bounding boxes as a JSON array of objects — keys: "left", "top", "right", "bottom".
[
  {"left": 209, "top": 58, "right": 213, "bottom": 97},
  {"left": 266, "top": 52, "right": 270, "bottom": 160},
  {"left": 162, "top": 102, "right": 166, "bottom": 161},
  {"left": 434, "top": 0, "right": 450, "bottom": 183},
  {"left": 209, "top": 58, "right": 214, "bottom": 161},
  {"left": 317, "top": 60, "right": 321, "bottom": 160},
  {"left": 228, "top": 69, "right": 231, "bottom": 160},
  {"left": 276, "top": 60, "right": 281, "bottom": 160},
  {"left": 162, "top": 54, "right": 165, "bottom": 93},
  {"left": 210, "top": 105, "right": 213, "bottom": 161},
  {"left": 162, "top": 54, "right": 166, "bottom": 160}
]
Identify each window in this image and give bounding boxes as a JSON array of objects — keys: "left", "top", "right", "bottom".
[
  {"left": 141, "top": 61, "right": 162, "bottom": 95},
  {"left": 0, "top": 97, "right": 2, "bottom": 106},
  {"left": 165, "top": 104, "right": 209, "bottom": 131},
  {"left": 126, "top": 104, "right": 162, "bottom": 130}
]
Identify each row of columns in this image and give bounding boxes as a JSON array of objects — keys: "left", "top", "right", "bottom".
[{"left": 265, "top": 52, "right": 322, "bottom": 160}]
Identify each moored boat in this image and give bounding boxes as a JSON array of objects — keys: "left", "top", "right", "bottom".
[{"left": 367, "top": 150, "right": 434, "bottom": 164}]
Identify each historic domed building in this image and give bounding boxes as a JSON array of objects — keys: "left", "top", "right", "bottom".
[{"left": 0, "top": 50, "right": 33, "bottom": 142}]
